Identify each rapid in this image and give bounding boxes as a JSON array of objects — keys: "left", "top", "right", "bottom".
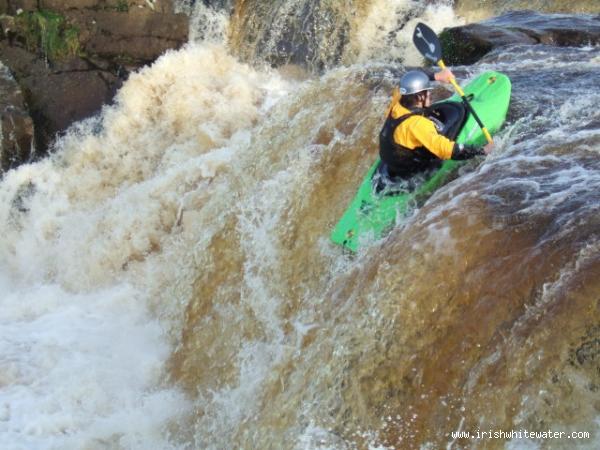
[{"left": 1, "top": 1, "right": 599, "bottom": 449}]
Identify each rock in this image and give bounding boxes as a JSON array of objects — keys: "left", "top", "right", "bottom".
[
  {"left": 4, "top": 1, "right": 38, "bottom": 15},
  {"left": 486, "top": 10, "right": 600, "bottom": 46},
  {"left": 27, "top": 69, "right": 119, "bottom": 151},
  {"left": 2, "top": 6, "right": 188, "bottom": 65},
  {"left": 440, "top": 11, "right": 600, "bottom": 65},
  {"left": 0, "top": 44, "right": 120, "bottom": 152},
  {"left": 39, "top": 0, "right": 177, "bottom": 13},
  {"left": 0, "top": 61, "right": 34, "bottom": 172},
  {"left": 0, "top": 3, "right": 188, "bottom": 155},
  {"left": 455, "top": 0, "right": 600, "bottom": 22},
  {"left": 68, "top": 8, "right": 189, "bottom": 64},
  {"left": 39, "top": 0, "right": 99, "bottom": 10},
  {"left": 439, "top": 24, "right": 538, "bottom": 66}
]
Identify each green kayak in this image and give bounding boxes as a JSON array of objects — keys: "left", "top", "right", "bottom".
[{"left": 331, "top": 70, "right": 511, "bottom": 252}]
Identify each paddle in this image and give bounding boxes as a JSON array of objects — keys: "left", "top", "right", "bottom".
[{"left": 413, "top": 22, "right": 493, "bottom": 144}]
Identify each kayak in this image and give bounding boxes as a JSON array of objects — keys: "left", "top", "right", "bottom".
[{"left": 330, "top": 70, "right": 511, "bottom": 252}]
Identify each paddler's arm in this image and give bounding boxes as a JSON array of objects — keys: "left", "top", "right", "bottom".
[
  {"left": 407, "top": 116, "right": 455, "bottom": 160},
  {"left": 416, "top": 68, "right": 455, "bottom": 84},
  {"left": 408, "top": 116, "right": 490, "bottom": 161},
  {"left": 432, "top": 68, "right": 455, "bottom": 84}
]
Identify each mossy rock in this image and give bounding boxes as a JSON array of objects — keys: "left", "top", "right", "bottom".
[
  {"left": 14, "top": 9, "right": 80, "bottom": 61},
  {"left": 437, "top": 23, "right": 540, "bottom": 66},
  {"left": 438, "top": 28, "right": 492, "bottom": 66}
]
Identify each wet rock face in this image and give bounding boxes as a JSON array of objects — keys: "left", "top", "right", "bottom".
[
  {"left": 440, "top": 11, "right": 600, "bottom": 65},
  {"left": 0, "top": 45, "right": 120, "bottom": 153},
  {"left": 0, "top": 0, "right": 188, "bottom": 155},
  {"left": 4, "top": 1, "right": 176, "bottom": 14},
  {"left": 68, "top": 7, "right": 189, "bottom": 64},
  {"left": 0, "top": 62, "right": 34, "bottom": 171}
]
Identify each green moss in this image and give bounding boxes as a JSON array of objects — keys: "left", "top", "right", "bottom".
[
  {"left": 438, "top": 29, "right": 492, "bottom": 66},
  {"left": 116, "top": 1, "right": 129, "bottom": 12},
  {"left": 439, "top": 30, "right": 469, "bottom": 65},
  {"left": 15, "top": 10, "right": 81, "bottom": 61}
]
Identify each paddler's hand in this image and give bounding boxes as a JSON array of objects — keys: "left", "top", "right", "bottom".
[
  {"left": 484, "top": 142, "right": 494, "bottom": 155},
  {"left": 434, "top": 68, "right": 455, "bottom": 84}
]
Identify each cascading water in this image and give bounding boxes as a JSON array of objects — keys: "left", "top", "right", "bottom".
[{"left": 1, "top": 1, "right": 599, "bottom": 449}]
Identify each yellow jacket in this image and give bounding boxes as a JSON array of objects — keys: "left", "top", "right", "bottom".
[{"left": 385, "top": 95, "right": 455, "bottom": 160}]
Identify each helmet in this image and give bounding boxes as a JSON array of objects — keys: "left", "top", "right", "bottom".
[{"left": 399, "top": 70, "right": 433, "bottom": 95}]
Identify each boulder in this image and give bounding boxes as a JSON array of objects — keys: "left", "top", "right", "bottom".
[
  {"left": 440, "top": 11, "right": 600, "bottom": 65},
  {"left": 0, "top": 61, "right": 34, "bottom": 172},
  {"left": 486, "top": 10, "right": 600, "bottom": 46},
  {"left": 439, "top": 23, "right": 538, "bottom": 66}
]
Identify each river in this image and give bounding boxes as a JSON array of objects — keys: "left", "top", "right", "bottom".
[{"left": 1, "top": 1, "right": 599, "bottom": 449}]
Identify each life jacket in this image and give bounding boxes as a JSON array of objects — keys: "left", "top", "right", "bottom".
[{"left": 379, "top": 108, "right": 443, "bottom": 178}]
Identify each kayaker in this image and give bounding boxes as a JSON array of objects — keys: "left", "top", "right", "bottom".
[{"left": 379, "top": 69, "right": 493, "bottom": 178}]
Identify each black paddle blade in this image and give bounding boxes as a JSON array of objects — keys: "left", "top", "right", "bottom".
[{"left": 413, "top": 22, "right": 442, "bottom": 63}]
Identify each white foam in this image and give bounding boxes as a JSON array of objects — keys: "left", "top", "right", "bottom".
[
  {"left": 0, "top": 42, "right": 295, "bottom": 449},
  {"left": 0, "top": 279, "right": 189, "bottom": 450},
  {"left": 348, "top": 0, "right": 463, "bottom": 65}
]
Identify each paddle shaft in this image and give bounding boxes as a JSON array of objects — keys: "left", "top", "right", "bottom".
[{"left": 437, "top": 61, "right": 493, "bottom": 144}]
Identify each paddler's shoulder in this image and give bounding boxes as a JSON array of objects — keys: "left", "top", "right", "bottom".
[
  {"left": 390, "top": 103, "right": 428, "bottom": 127},
  {"left": 390, "top": 102, "right": 413, "bottom": 119}
]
